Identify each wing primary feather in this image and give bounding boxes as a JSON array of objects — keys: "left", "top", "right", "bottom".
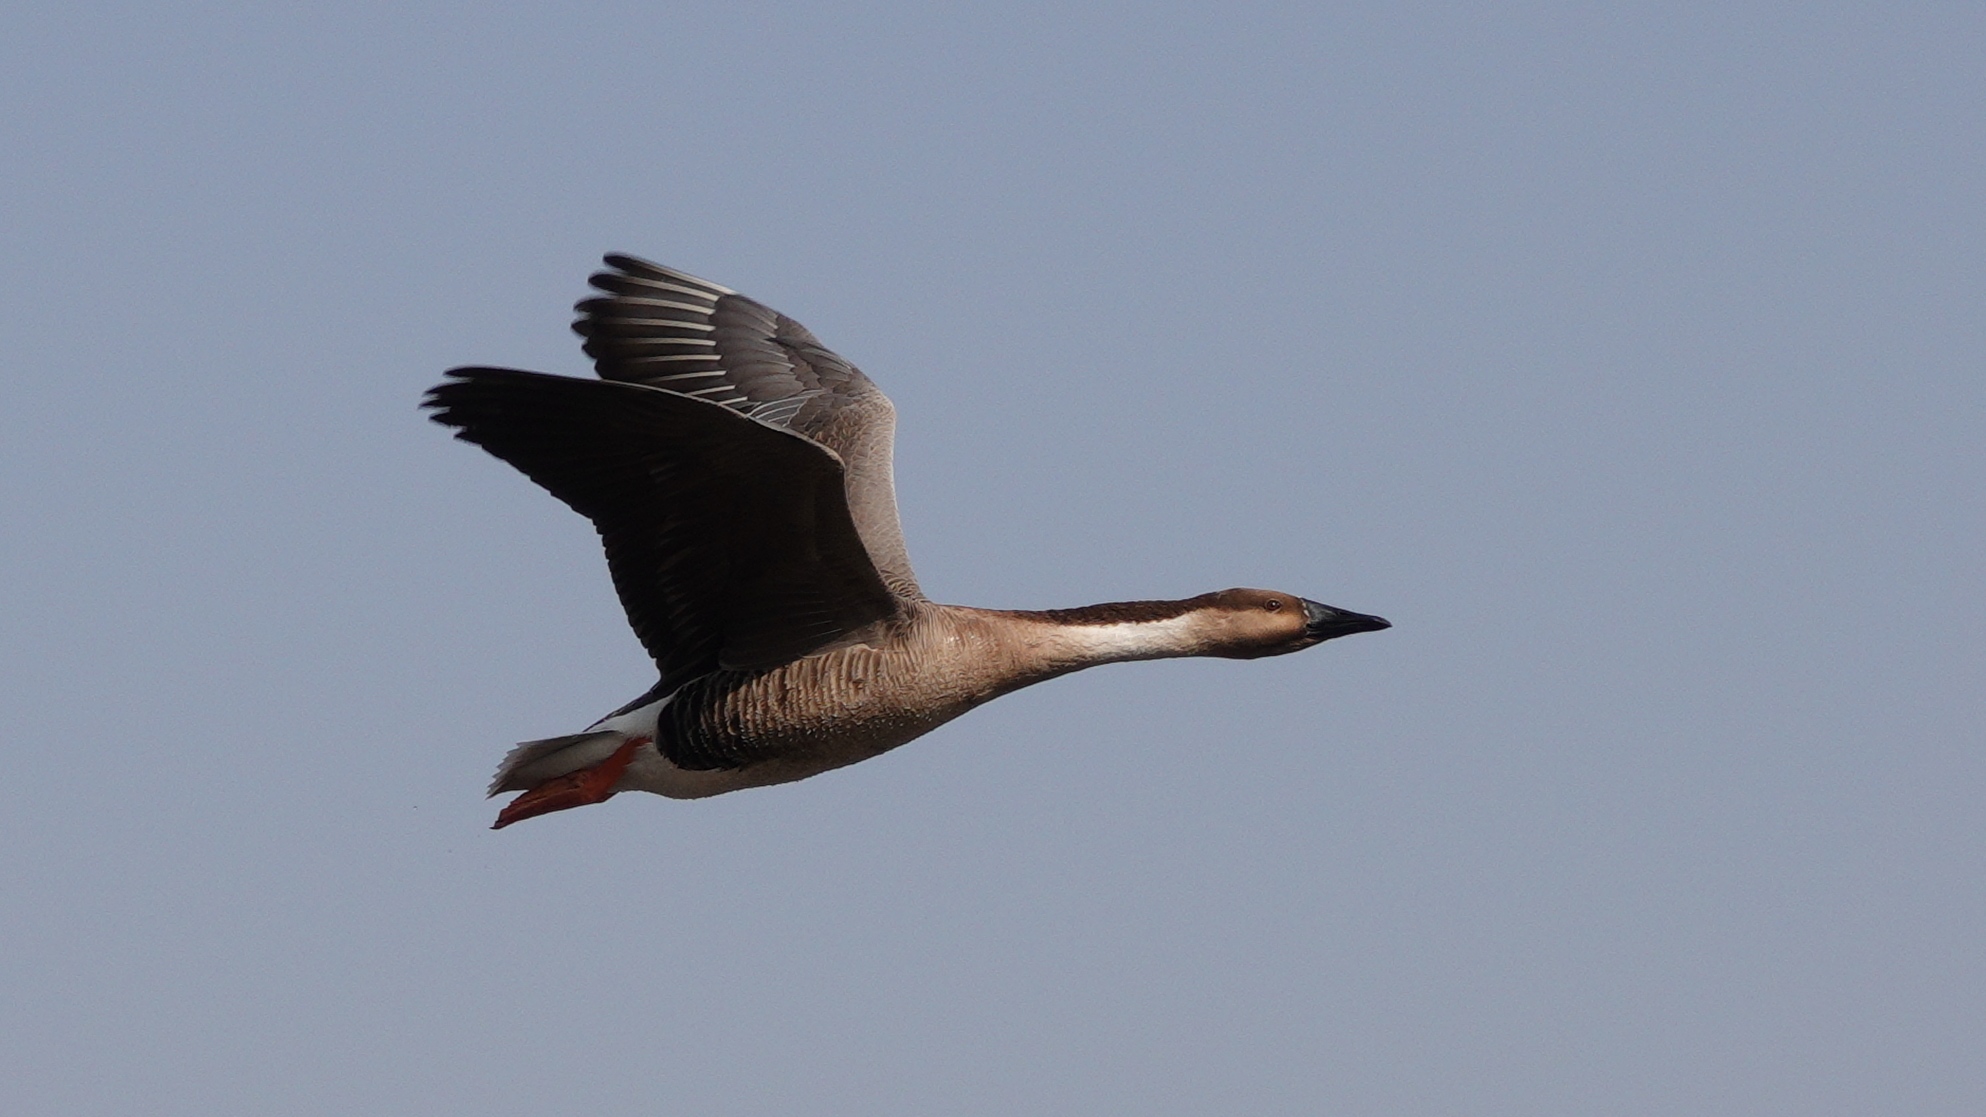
[
  {"left": 422, "top": 366, "right": 903, "bottom": 692},
  {"left": 593, "top": 297, "right": 722, "bottom": 315}
]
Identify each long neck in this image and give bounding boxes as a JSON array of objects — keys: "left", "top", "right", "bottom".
[{"left": 983, "top": 598, "right": 1219, "bottom": 675}]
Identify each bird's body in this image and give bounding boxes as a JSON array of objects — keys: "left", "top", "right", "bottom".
[{"left": 426, "top": 255, "right": 1388, "bottom": 828}]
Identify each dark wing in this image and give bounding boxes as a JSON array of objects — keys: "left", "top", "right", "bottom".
[
  {"left": 573, "top": 255, "right": 922, "bottom": 601},
  {"left": 424, "top": 369, "right": 903, "bottom": 691}
]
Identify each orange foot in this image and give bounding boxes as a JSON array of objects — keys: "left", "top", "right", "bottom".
[{"left": 492, "top": 736, "right": 649, "bottom": 830}]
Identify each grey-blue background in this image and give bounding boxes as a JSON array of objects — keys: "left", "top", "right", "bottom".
[{"left": 4, "top": 3, "right": 1980, "bottom": 1113}]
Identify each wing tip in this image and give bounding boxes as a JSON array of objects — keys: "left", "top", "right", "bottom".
[{"left": 596, "top": 253, "right": 737, "bottom": 296}]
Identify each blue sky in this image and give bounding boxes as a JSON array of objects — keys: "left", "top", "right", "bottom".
[{"left": 3, "top": 3, "right": 1981, "bottom": 1114}]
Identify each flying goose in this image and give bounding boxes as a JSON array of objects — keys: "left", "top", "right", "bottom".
[{"left": 425, "top": 255, "right": 1389, "bottom": 828}]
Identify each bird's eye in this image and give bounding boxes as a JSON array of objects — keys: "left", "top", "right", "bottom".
[{"left": 1264, "top": 599, "right": 1284, "bottom": 612}]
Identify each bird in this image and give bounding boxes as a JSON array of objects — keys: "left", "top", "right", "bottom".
[{"left": 424, "top": 254, "right": 1390, "bottom": 828}]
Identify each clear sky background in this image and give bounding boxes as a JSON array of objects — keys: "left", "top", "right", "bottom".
[{"left": 3, "top": 3, "right": 1980, "bottom": 1114}]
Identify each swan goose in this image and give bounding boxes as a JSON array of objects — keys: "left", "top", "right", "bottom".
[{"left": 425, "top": 255, "right": 1390, "bottom": 828}]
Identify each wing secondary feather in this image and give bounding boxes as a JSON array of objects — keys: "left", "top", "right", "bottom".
[{"left": 573, "top": 255, "right": 922, "bottom": 600}]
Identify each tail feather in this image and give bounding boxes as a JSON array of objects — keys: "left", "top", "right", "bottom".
[{"left": 488, "top": 730, "right": 625, "bottom": 796}]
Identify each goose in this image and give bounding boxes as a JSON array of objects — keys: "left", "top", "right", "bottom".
[{"left": 425, "top": 254, "right": 1390, "bottom": 829}]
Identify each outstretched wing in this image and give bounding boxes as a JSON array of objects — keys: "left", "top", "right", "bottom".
[
  {"left": 424, "top": 368, "right": 904, "bottom": 692},
  {"left": 572, "top": 255, "right": 922, "bottom": 601}
]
